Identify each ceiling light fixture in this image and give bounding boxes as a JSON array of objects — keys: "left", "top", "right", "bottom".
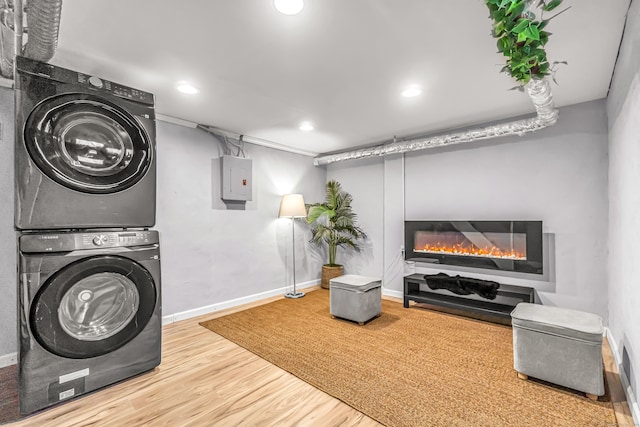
[
  {"left": 274, "top": 0, "right": 304, "bottom": 15},
  {"left": 177, "top": 83, "right": 198, "bottom": 94},
  {"left": 299, "top": 121, "right": 314, "bottom": 131},
  {"left": 401, "top": 86, "right": 422, "bottom": 98}
]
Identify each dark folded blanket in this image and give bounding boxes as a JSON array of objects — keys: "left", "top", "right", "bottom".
[{"left": 423, "top": 273, "right": 500, "bottom": 300}]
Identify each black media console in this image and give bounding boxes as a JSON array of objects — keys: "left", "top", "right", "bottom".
[{"left": 403, "top": 273, "right": 535, "bottom": 325}]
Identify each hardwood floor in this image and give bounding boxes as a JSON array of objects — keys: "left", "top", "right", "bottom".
[
  {"left": 8, "top": 291, "right": 636, "bottom": 426},
  {"left": 12, "top": 289, "right": 380, "bottom": 427}
]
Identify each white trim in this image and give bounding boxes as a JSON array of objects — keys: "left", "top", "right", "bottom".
[
  {"left": 605, "top": 327, "right": 640, "bottom": 426},
  {"left": 155, "top": 114, "right": 319, "bottom": 157},
  {"left": 162, "top": 280, "right": 320, "bottom": 325},
  {"left": 0, "top": 352, "right": 17, "bottom": 368},
  {"left": 241, "top": 135, "right": 319, "bottom": 157},
  {"left": 382, "top": 288, "right": 403, "bottom": 300},
  {"left": 156, "top": 113, "right": 197, "bottom": 128}
]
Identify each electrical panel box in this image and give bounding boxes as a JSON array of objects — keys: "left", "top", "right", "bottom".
[{"left": 220, "top": 156, "right": 252, "bottom": 201}]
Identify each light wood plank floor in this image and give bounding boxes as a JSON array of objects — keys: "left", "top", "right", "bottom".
[{"left": 11, "top": 290, "right": 635, "bottom": 426}]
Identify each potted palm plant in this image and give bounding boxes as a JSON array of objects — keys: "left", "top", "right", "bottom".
[{"left": 307, "top": 180, "right": 367, "bottom": 289}]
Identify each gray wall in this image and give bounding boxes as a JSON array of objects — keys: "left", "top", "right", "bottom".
[
  {"left": 156, "top": 121, "right": 326, "bottom": 316},
  {"left": 329, "top": 99, "right": 610, "bottom": 321},
  {"left": 0, "top": 87, "right": 16, "bottom": 358},
  {"left": 406, "top": 100, "right": 609, "bottom": 319},
  {"left": 325, "top": 157, "right": 384, "bottom": 278},
  {"left": 608, "top": 0, "right": 640, "bottom": 417}
]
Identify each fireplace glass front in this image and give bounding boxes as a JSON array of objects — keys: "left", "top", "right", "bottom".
[{"left": 405, "top": 221, "right": 542, "bottom": 274}]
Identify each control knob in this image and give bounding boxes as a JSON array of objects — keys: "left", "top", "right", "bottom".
[
  {"left": 92, "top": 235, "right": 108, "bottom": 246},
  {"left": 88, "top": 76, "right": 104, "bottom": 88}
]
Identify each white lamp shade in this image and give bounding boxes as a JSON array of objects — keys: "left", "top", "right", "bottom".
[{"left": 279, "top": 194, "right": 306, "bottom": 218}]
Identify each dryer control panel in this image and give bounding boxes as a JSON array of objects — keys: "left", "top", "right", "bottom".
[
  {"left": 15, "top": 56, "right": 155, "bottom": 106},
  {"left": 76, "top": 73, "right": 153, "bottom": 104},
  {"left": 19, "top": 230, "right": 160, "bottom": 253}
]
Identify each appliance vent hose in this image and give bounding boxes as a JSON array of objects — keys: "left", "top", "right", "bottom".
[
  {"left": 23, "top": 0, "right": 62, "bottom": 62},
  {"left": 313, "top": 79, "right": 558, "bottom": 166}
]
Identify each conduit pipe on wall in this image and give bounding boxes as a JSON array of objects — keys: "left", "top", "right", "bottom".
[{"left": 313, "top": 78, "right": 559, "bottom": 166}]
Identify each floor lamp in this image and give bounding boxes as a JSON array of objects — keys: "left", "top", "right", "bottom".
[{"left": 279, "top": 193, "right": 306, "bottom": 299}]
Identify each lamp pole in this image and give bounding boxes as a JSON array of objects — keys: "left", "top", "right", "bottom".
[{"left": 286, "top": 216, "right": 305, "bottom": 298}]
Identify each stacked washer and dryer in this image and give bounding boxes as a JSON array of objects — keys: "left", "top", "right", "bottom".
[{"left": 14, "top": 56, "right": 162, "bottom": 414}]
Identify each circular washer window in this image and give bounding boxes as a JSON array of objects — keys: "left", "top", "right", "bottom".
[
  {"left": 30, "top": 255, "right": 157, "bottom": 359},
  {"left": 58, "top": 272, "right": 140, "bottom": 341},
  {"left": 24, "top": 93, "right": 152, "bottom": 194}
]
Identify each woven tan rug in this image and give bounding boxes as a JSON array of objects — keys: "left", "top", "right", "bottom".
[{"left": 200, "top": 290, "right": 616, "bottom": 427}]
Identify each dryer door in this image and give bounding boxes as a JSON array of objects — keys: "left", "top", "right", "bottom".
[
  {"left": 24, "top": 93, "right": 152, "bottom": 194},
  {"left": 30, "top": 255, "right": 157, "bottom": 359}
]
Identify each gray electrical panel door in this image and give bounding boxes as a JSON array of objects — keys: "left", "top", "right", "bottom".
[{"left": 220, "top": 155, "right": 252, "bottom": 201}]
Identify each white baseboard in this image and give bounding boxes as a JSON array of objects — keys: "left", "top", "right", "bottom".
[
  {"left": 162, "top": 280, "right": 320, "bottom": 325},
  {"left": 382, "top": 288, "right": 403, "bottom": 299},
  {"left": 0, "top": 352, "right": 17, "bottom": 368},
  {"left": 605, "top": 327, "right": 640, "bottom": 426}
]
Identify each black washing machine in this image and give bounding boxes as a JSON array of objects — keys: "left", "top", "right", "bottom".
[
  {"left": 14, "top": 55, "right": 157, "bottom": 230},
  {"left": 18, "top": 230, "right": 162, "bottom": 414}
]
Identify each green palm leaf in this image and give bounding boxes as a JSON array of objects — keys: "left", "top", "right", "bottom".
[{"left": 307, "top": 180, "right": 367, "bottom": 266}]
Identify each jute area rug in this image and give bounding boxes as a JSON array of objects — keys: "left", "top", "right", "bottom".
[{"left": 200, "top": 290, "right": 616, "bottom": 427}]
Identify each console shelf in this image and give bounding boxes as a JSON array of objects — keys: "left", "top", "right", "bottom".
[{"left": 403, "top": 273, "right": 534, "bottom": 324}]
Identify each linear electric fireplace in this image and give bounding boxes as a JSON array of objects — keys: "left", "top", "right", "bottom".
[{"left": 405, "top": 221, "right": 543, "bottom": 274}]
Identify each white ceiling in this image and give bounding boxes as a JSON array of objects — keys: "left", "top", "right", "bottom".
[{"left": 51, "top": 0, "right": 630, "bottom": 156}]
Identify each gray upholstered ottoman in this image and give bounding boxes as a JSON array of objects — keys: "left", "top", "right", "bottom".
[
  {"left": 330, "top": 275, "right": 382, "bottom": 325},
  {"left": 511, "top": 303, "right": 604, "bottom": 400}
]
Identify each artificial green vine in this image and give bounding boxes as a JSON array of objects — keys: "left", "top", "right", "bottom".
[{"left": 485, "top": 0, "right": 568, "bottom": 88}]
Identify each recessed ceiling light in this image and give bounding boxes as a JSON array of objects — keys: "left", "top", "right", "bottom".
[
  {"left": 177, "top": 83, "right": 198, "bottom": 94},
  {"left": 401, "top": 86, "right": 422, "bottom": 98},
  {"left": 274, "top": 0, "right": 304, "bottom": 15},
  {"left": 299, "top": 121, "right": 314, "bottom": 131}
]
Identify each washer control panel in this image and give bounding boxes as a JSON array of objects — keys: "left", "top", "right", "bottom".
[
  {"left": 19, "top": 230, "right": 159, "bottom": 253},
  {"left": 82, "top": 232, "right": 152, "bottom": 248}
]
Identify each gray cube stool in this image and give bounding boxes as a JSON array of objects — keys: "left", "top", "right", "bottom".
[
  {"left": 511, "top": 303, "right": 604, "bottom": 400},
  {"left": 330, "top": 274, "right": 382, "bottom": 325}
]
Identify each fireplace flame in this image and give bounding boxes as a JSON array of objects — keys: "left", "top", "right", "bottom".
[{"left": 415, "top": 243, "right": 526, "bottom": 260}]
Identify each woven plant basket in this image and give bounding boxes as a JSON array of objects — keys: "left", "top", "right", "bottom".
[{"left": 321, "top": 265, "right": 344, "bottom": 289}]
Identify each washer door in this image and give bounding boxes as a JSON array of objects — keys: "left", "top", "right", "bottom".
[
  {"left": 24, "top": 93, "right": 152, "bottom": 194},
  {"left": 30, "top": 255, "right": 157, "bottom": 359}
]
